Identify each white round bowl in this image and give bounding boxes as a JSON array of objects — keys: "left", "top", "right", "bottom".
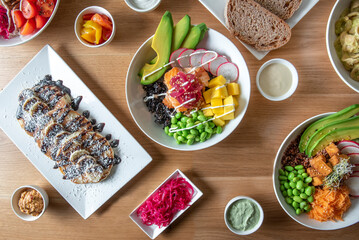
[
  {"left": 326, "top": 0, "right": 359, "bottom": 93},
  {"left": 11, "top": 185, "right": 49, "bottom": 221},
  {"left": 224, "top": 196, "right": 264, "bottom": 235},
  {"left": 74, "top": 6, "right": 116, "bottom": 48},
  {"left": 0, "top": 0, "right": 60, "bottom": 47},
  {"left": 256, "top": 58, "right": 298, "bottom": 101},
  {"left": 124, "top": 0, "right": 161, "bottom": 13},
  {"left": 273, "top": 112, "right": 359, "bottom": 230},
  {"left": 126, "top": 28, "right": 251, "bottom": 151}
]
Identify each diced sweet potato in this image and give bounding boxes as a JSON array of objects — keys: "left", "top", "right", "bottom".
[
  {"left": 307, "top": 167, "right": 324, "bottom": 178},
  {"left": 309, "top": 155, "right": 332, "bottom": 177},
  {"left": 329, "top": 155, "right": 340, "bottom": 166},
  {"left": 325, "top": 143, "right": 340, "bottom": 157},
  {"left": 312, "top": 177, "right": 323, "bottom": 186}
]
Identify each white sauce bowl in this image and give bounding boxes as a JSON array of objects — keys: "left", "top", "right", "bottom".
[
  {"left": 125, "top": 0, "right": 161, "bottom": 13},
  {"left": 256, "top": 58, "right": 298, "bottom": 101}
]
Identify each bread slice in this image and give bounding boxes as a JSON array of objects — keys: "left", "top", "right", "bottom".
[
  {"left": 225, "top": 0, "right": 291, "bottom": 51},
  {"left": 253, "top": 0, "right": 302, "bottom": 20}
]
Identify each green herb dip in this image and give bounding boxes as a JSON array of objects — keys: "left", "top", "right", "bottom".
[{"left": 227, "top": 199, "right": 260, "bottom": 231}]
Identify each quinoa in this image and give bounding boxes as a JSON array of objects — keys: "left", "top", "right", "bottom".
[{"left": 281, "top": 135, "right": 310, "bottom": 168}]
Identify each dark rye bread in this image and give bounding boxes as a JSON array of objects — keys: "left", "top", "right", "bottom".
[
  {"left": 253, "top": 0, "right": 302, "bottom": 20},
  {"left": 225, "top": 0, "right": 291, "bottom": 51}
]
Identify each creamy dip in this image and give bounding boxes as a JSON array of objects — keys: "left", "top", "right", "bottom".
[
  {"left": 130, "top": 0, "right": 158, "bottom": 9},
  {"left": 259, "top": 63, "right": 292, "bottom": 98},
  {"left": 228, "top": 199, "right": 260, "bottom": 231}
]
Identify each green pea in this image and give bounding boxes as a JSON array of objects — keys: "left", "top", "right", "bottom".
[
  {"left": 307, "top": 196, "right": 314, "bottom": 203},
  {"left": 171, "top": 117, "right": 177, "bottom": 124},
  {"left": 198, "top": 115, "right": 206, "bottom": 122},
  {"left": 175, "top": 112, "right": 182, "bottom": 119},
  {"left": 300, "top": 188, "right": 305, "bottom": 193},
  {"left": 203, "top": 122, "right": 209, "bottom": 127},
  {"left": 186, "top": 122, "right": 194, "bottom": 128},
  {"left": 285, "top": 166, "right": 294, "bottom": 172},
  {"left": 288, "top": 172, "right": 295, "bottom": 181},
  {"left": 285, "top": 171, "right": 289, "bottom": 176},
  {"left": 284, "top": 182, "right": 290, "bottom": 189},
  {"left": 282, "top": 190, "right": 288, "bottom": 197},
  {"left": 195, "top": 136, "right": 200, "bottom": 142},
  {"left": 186, "top": 134, "right": 195, "bottom": 140},
  {"left": 187, "top": 139, "right": 194, "bottom": 145},
  {"left": 190, "top": 129, "right": 199, "bottom": 136},
  {"left": 168, "top": 132, "right": 174, "bottom": 137},
  {"left": 292, "top": 201, "right": 299, "bottom": 209},
  {"left": 296, "top": 209, "right": 302, "bottom": 215},
  {"left": 209, "top": 122, "right": 215, "bottom": 128},
  {"left": 304, "top": 187, "right": 312, "bottom": 196},
  {"left": 301, "top": 173, "right": 308, "bottom": 178},
  {"left": 300, "top": 201, "right": 307, "bottom": 209},
  {"left": 164, "top": 126, "right": 169, "bottom": 134},
  {"left": 280, "top": 185, "right": 285, "bottom": 192},
  {"left": 297, "top": 175, "right": 304, "bottom": 181},
  {"left": 181, "top": 117, "right": 189, "bottom": 123},
  {"left": 300, "top": 193, "right": 308, "bottom": 199},
  {"left": 205, "top": 127, "right": 213, "bottom": 134},
  {"left": 279, "top": 169, "right": 285, "bottom": 176},
  {"left": 216, "top": 126, "right": 223, "bottom": 134},
  {"left": 182, "top": 130, "right": 189, "bottom": 137},
  {"left": 206, "top": 132, "right": 212, "bottom": 140},
  {"left": 287, "top": 189, "right": 293, "bottom": 197},
  {"left": 187, "top": 118, "right": 194, "bottom": 124},
  {"left": 177, "top": 131, "right": 183, "bottom": 136},
  {"left": 178, "top": 136, "right": 185, "bottom": 142},
  {"left": 293, "top": 196, "right": 303, "bottom": 203},
  {"left": 171, "top": 124, "right": 178, "bottom": 129},
  {"left": 296, "top": 181, "right": 304, "bottom": 190},
  {"left": 192, "top": 112, "right": 198, "bottom": 119},
  {"left": 289, "top": 182, "right": 296, "bottom": 189},
  {"left": 178, "top": 122, "right": 185, "bottom": 128},
  {"left": 305, "top": 177, "right": 313, "bottom": 183},
  {"left": 293, "top": 170, "right": 298, "bottom": 174},
  {"left": 293, "top": 189, "right": 300, "bottom": 196},
  {"left": 292, "top": 177, "right": 299, "bottom": 183},
  {"left": 286, "top": 197, "right": 293, "bottom": 205},
  {"left": 196, "top": 123, "right": 204, "bottom": 130},
  {"left": 200, "top": 132, "right": 207, "bottom": 140},
  {"left": 298, "top": 169, "right": 305, "bottom": 174},
  {"left": 278, "top": 176, "right": 287, "bottom": 181},
  {"left": 304, "top": 205, "right": 311, "bottom": 211},
  {"left": 295, "top": 165, "right": 304, "bottom": 170}
]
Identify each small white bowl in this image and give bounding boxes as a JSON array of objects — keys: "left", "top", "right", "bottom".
[
  {"left": 74, "top": 6, "right": 116, "bottom": 48},
  {"left": 256, "top": 58, "right": 298, "bottom": 101},
  {"left": 11, "top": 185, "right": 49, "bottom": 221},
  {"left": 224, "top": 196, "right": 264, "bottom": 235},
  {"left": 125, "top": 0, "right": 161, "bottom": 13}
]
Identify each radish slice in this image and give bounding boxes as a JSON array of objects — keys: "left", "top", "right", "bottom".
[
  {"left": 216, "top": 62, "right": 239, "bottom": 82},
  {"left": 341, "top": 146, "right": 359, "bottom": 155},
  {"left": 209, "top": 56, "right": 228, "bottom": 75},
  {"left": 178, "top": 49, "right": 195, "bottom": 68},
  {"left": 338, "top": 140, "right": 359, "bottom": 149},
  {"left": 190, "top": 49, "right": 207, "bottom": 68},
  {"left": 346, "top": 177, "right": 359, "bottom": 196},
  {"left": 348, "top": 153, "right": 359, "bottom": 164},
  {"left": 170, "top": 48, "right": 187, "bottom": 68},
  {"left": 201, "top": 52, "right": 218, "bottom": 71}
]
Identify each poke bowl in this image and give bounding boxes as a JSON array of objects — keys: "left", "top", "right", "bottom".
[
  {"left": 0, "top": 0, "right": 60, "bottom": 47},
  {"left": 126, "top": 12, "right": 250, "bottom": 151},
  {"left": 273, "top": 108, "right": 359, "bottom": 230},
  {"left": 326, "top": 0, "right": 359, "bottom": 93}
]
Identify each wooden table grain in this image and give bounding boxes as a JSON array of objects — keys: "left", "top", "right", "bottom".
[{"left": 1, "top": 0, "right": 358, "bottom": 239}]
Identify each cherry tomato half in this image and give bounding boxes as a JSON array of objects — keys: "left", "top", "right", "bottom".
[
  {"left": 21, "top": 0, "right": 38, "bottom": 19},
  {"left": 20, "top": 18, "right": 36, "bottom": 35},
  {"left": 12, "top": 10, "right": 26, "bottom": 28},
  {"left": 36, "top": 0, "right": 56, "bottom": 18}
]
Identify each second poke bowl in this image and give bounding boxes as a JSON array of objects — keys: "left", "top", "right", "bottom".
[{"left": 126, "top": 12, "right": 250, "bottom": 151}]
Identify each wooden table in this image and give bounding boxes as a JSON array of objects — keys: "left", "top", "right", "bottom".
[{"left": 1, "top": 0, "right": 358, "bottom": 239}]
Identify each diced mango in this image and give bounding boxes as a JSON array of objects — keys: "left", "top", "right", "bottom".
[
  {"left": 222, "top": 96, "right": 235, "bottom": 120},
  {"left": 233, "top": 96, "right": 239, "bottom": 108},
  {"left": 203, "top": 104, "right": 214, "bottom": 117},
  {"left": 208, "top": 75, "right": 227, "bottom": 88},
  {"left": 211, "top": 98, "right": 223, "bottom": 115},
  {"left": 227, "top": 83, "right": 240, "bottom": 96},
  {"left": 213, "top": 115, "right": 225, "bottom": 127},
  {"left": 212, "top": 85, "right": 228, "bottom": 99},
  {"left": 203, "top": 89, "right": 213, "bottom": 104}
]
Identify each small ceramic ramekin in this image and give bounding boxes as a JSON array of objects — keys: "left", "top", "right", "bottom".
[
  {"left": 74, "top": 6, "right": 116, "bottom": 48},
  {"left": 224, "top": 196, "right": 264, "bottom": 235},
  {"left": 125, "top": 0, "right": 161, "bottom": 13},
  {"left": 256, "top": 58, "right": 298, "bottom": 101},
  {"left": 11, "top": 185, "right": 49, "bottom": 221}
]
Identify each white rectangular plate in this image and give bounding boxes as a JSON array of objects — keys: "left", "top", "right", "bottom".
[
  {"left": 130, "top": 169, "right": 203, "bottom": 239},
  {"left": 0, "top": 45, "right": 152, "bottom": 219},
  {"left": 198, "top": 0, "right": 319, "bottom": 60}
]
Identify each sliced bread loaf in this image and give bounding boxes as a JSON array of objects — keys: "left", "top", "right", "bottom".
[
  {"left": 253, "top": 0, "right": 302, "bottom": 20},
  {"left": 225, "top": 0, "right": 291, "bottom": 51}
]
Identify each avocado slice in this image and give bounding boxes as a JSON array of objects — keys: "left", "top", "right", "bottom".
[
  {"left": 147, "top": 15, "right": 191, "bottom": 65},
  {"left": 299, "top": 104, "right": 359, "bottom": 153},
  {"left": 307, "top": 126, "right": 359, "bottom": 157},
  {"left": 181, "top": 23, "right": 208, "bottom": 49},
  {"left": 305, "top": 115, "right": 359, "bottom": 155},
  {"left": 140, "top": 11, "right": 173, "bottom": 85}
]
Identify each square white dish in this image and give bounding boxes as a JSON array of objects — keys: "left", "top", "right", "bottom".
[
  {"left": 0, "top": 45, "right": 152, "bottom": 219},
  {"left": 198, "top": 0, "right": 319, "bottom": 60},
  {"left": 130, "top": 169, "right": 203, "bottom": 239}
]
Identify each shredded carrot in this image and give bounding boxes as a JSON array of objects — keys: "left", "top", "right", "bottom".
[{"left": 309, "top": 185, "right": 351, "bottom": 222}]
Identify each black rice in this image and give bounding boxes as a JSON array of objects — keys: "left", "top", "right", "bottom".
[{"left": 281, "top": 135, "right": 310, "bottom": 168}]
